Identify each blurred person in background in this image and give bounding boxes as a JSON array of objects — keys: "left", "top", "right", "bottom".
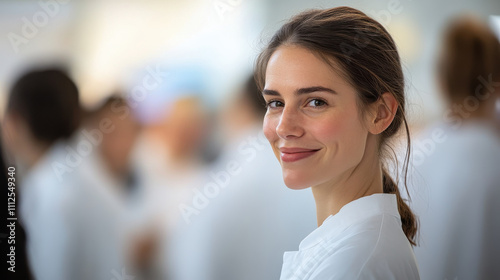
[
  {"left": 81, "top": 95, "right": 142, "bottom": 197},
  {"left": 130, "top": 67, "right": 212, "bottom": 278},
  {"left": 2, "top": 68, "right": 83, "bottom": 280},
  {"left": 164, "top": 75, "right": 316, "bottom": 280},
  {"left": 409, "top": 16, "right": 500, "bottom": 279},
  {"left": 76, "top": 95, "right": 143, "bottom": 278},
  {"left": 3, "top": 69, "right": 137, "bottom": 280}
]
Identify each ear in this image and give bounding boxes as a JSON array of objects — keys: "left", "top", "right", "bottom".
[{"left": 367, "top": 92, "right": 398, "bottom": 135}]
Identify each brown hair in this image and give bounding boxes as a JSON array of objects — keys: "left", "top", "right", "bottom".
[
  {"left": 255, "top": 6, "right": 417, "bottom": 245},
  {"left": 438, "top": 16, "right": 500, "bottom": 103}
]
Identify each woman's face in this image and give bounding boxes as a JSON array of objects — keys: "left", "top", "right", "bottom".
[{"left": 262, "top": 45, "right": 371, "bottom": 189}]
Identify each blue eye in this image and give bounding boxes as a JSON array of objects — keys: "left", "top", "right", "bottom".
[
  {"left": 307, "top": 99, "right": 327, "bottom": 107},
  {"left": 267, "top": 100, "right": 284, "bottom": 108}
]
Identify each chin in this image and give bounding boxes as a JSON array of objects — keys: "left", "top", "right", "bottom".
[{"left": 282, "top": 170, "right": 312, "bottom": 190}]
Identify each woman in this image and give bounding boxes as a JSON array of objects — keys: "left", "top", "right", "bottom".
[{"left": 255, "top": 6, "right": 420, "bottom": 279}]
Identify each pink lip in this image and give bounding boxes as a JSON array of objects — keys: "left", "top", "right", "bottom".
[{"left": 279, "top": 147, "right": 320, "bottom": 163}]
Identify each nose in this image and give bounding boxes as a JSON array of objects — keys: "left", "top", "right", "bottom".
[{"left": 276, "top": 106, "right": 304, "bottom": 140}]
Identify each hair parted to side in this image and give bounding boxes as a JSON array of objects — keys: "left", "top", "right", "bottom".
[{"left": 254, "top": 6, "right": 417, "bottom": 246}]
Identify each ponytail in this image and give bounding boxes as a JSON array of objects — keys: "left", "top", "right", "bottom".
[{"left": 382, "top": 168, "right": 417, "bottom": 246}]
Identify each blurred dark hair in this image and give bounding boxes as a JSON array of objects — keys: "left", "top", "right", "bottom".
[
  {"left": 438, "top": 16, "right": 500, "bottom": 102},
  {"left": 242, "top": 75, "right": 266, "bottom": 119},
  {"left": 255, "top": 6, "right": 417, "bottom": 245},
  {"left": 7, "top": 68, "right": 81, "bottom": 144}
]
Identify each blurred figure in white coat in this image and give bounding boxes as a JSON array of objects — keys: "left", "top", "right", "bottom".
[
  {"left": 4, "top": 69, "right": 139, "bottom": 280},
  {"left": 130, "top": 66, "right": 211, "bottom": 279},
  {"left": 166, "top": 76, "right": 316, "bottom": 280},
  {"left": 409, "top": 16, "right": 500, "bottom": 280},
  {"left": 2, "top": 68, "right": 83, "bottom": 280},
  {"left": 76, "top": 95, "right": 142, "bottom": 278}
]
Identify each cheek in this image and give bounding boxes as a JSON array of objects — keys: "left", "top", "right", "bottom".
[
  {"left": 262, "top": 113, "right": 277, "bottom": 143},
  {"left": 308, "top": 111, "right": 348, "bottom": 144},
  {"left": 337, "top": 115, "right": 368, "bottom": 163},
  {"left": 263, "top": 114, "right": 281, "bottom": 161},
  {"left": 310, "top": 109, "right": 367, "bottom": 159},
  {"left": 310, "top": 119, "right": 342, "bottom": 140}
]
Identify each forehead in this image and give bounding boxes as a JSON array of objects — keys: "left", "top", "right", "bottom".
[{"left": 265, "top": 45, "right": 351, "bottom": 91}]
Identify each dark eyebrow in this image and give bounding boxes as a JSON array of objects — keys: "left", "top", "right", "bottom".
[
  {"left": 262, "top": 86, "right": 337, "bottom": 97},
  {"left": 262, "top": 89, "right": 280, "bottom": 96},
  {"left": 296, "top": 86, "right": 337, "bottom": 95}
]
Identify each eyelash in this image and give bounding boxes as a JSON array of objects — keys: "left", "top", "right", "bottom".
[
  {"left": 265, "top": 98, "right": 328, "bottom": 109},
  {"left": 266, "top": 99, "right": 284, "bottom": 109},
  {"left": 307, "top": 98, "right": 328, "bottom": 108}
]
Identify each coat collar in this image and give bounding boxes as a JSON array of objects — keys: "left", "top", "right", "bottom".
[{"left": 299, "top": 193, "right": 400, "bottom": 250}]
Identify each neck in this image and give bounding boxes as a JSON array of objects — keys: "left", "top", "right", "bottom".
[{"left": 311, "top": 136, "right": 384, "bottom": 227}]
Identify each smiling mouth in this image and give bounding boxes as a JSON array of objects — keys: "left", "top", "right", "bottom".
[{"left": 279, "top": 148, "right": 321, "bottom": 163}]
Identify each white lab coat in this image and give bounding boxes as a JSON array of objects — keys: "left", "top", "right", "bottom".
[
  {"left": 280, "top": 194, "right": 420, "bottom": 280},
  {"left": 408, "top": 121, "right": 500, "bottom": 279},
  {"left": 20, "top": 135, "right": 131, "bottom": 280},
  {"left": 75, "top": 145, "right": 131, "bottom": 280},
  {"left": 131, "top": 132, "right": 209, "bottom": 278},
  {"left": 132, "top": 133, "right": 207, "bottom": 231},
  {"left": 20, "top": 141, "right": 81, "bottom": 280}
]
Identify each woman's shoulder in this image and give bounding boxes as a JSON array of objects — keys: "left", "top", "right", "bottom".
[{"left": 309, "top": 214, "right": 419, "bottom": 279}]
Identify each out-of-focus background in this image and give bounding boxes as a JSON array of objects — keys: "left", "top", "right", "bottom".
[
  {"left": 0, "top": 0, "right": 497, "bottom": 122},
  {"left": 0, "top": 0, "right": 499, "bottom": 280}
]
